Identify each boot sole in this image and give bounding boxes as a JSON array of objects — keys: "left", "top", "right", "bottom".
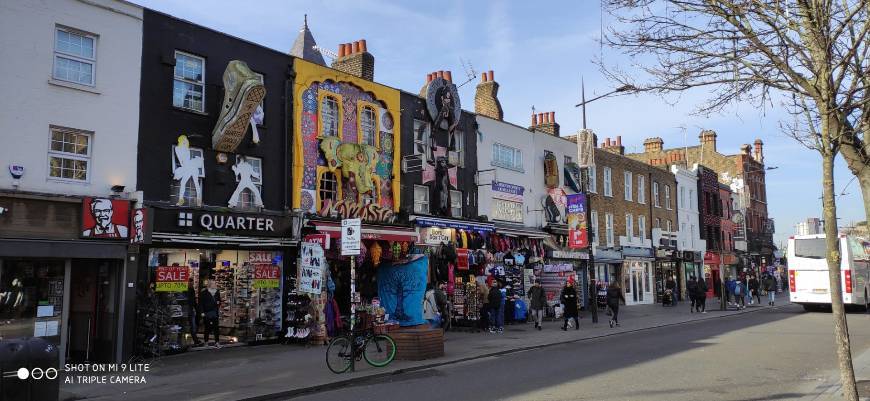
[{"left": 213, "top": 83, "right": 266, "bottom": 152}]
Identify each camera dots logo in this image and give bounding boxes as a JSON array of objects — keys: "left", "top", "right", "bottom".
[{"left": 8, "top": 367, "right": 58, "bottom": 380}]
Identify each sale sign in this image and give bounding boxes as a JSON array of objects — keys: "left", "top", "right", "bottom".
[
  {"left": 253, "top": 265, "right": 280, "bottom": 289},
  {"left": 566, "top": 193, "right": 588, "bottom": 249},
  {"left": 155, "top": 266, "right": 189, "bottom": 292},
  {"left": 299, "top": 242, "right": 325, "bottom": 294}
]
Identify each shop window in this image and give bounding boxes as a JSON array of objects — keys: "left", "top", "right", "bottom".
[
  {"left": 414, "top": 185, "right": 429, "bottom": 214},
  {"left": 48, "top": 126, "right": 91, "bottom": 182},
  {"left": 170, "top": 145, "right": 205, "bottom": 206},
  {"left": 0, "top": 260, "right": 65, "bottom": 344},
  {"left": 317, "top": 169, "right": 340, "bottom": 210},
  {"left": 450, "top": 190, "right": 462, "bottom": 217},
  {"left": 359, "top": 105, "right": 377, "bottom": 146},
  {"left": 624, "top": 171, "right": 633, "bottom": 201},
  {"left": 637, "top": 175, "right": 645, "bottom": 204},
  {"left": 54, "top": 26, "right": 96, "bottom": 86},
  {"left": 603, "top": 167, "right": 612, "bottom": 197},
  {"left": 173, "top": 51, "right": 205, "bottom": 112},
  {"left": 320, "top": 94, "right": 340, "bottom": 137},
  {"left": 236, "top": 156, "right": 262, "bottom": 209}
]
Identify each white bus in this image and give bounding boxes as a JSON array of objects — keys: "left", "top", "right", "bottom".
[{"left": 788, "top": 234, "right": 870, "bottom": 311}]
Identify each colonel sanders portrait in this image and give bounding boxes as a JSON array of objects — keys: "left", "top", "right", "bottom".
[{"left": 82, "top": 198, "right": 128, "bottom": 238}]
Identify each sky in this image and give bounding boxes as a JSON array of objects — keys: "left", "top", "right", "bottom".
[{"left": 135, "top": 0, "right": 866, "bottom": 247}]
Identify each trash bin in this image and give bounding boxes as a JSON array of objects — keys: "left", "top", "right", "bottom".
[{"left": 0, "top": 337, "right": 60, "bottom": 401}]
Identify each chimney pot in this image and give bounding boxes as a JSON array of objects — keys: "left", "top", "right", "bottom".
[
  {"left": 445, "top": 71, "right": 452, "bottom": 82},
  {"left": 606, "top": 138, "right": 612, "bottom": 147},
  {"left": 616, "top": 135, "right": 622, "bottom": 146},
  {"left": 359, "top": 39, "right": 367, "bottom": 52},
  {"left": 437, "top": 70, "right": 444, "bottom": 79},
  {"left": 531, "top": 114, "right": 537, "bottom": 126},
  {"left": 538, "top": 113, "right": 544, "bottom": 124},
  {"left": 427, "top": 73, "right": 433, "bottom": 83},
  {"left": 481, "top": 72, "right": 488, "bottom": 83},
  {"left": 488, "top": 70, "right": 494, "bottom": 82},
  {"left": 338, "top": 44, "right": 346, "bottom": 57},
  {"left": 345, "top": 43, "right": 352, "bottom": 54},
  {"left": 549, "top": 112, "right": 555, "bottom": 124},
  {"left": 352, "top": 41, "right": 360, "bottom": 54}
]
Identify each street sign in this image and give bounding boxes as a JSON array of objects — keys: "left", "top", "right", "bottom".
[{"left": 341, "top": 218, "right": 361, "bottom": 256}]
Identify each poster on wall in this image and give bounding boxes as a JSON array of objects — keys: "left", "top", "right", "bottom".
[
  {"left": 155, "top": 266, "right": 189, "bottom": 292},
  {"left": 299, "top": 242, "right": 324, "bottom": 294},
  {"left": 81, "top": 197, "right": 130, "bottom": 239},
  {"left": 253, "top": 265, "right": 280, "bottom": 289},
  {"left": 566, "top": 193, "right": 588, "bottom": 248},
  {"left": 130, "top": 208, "right": 151, "bottom": 244},
  {"left": 377, "top": 255, "right": 427, "bottom": 326}
]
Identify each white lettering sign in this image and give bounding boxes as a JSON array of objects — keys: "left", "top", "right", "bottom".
[
  {"left": 195, "top": 213, "right": 274, "bottom": 232},
  {"left": 491, "top": 199, "right": 523, "bottom": 223},
  {"left": 341, "top": 218, "right": 361, "bottom": 256}
]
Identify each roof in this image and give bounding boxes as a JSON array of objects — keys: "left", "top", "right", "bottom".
[{"left": 289, "top": 15, "right": 326, "bottom": 66}]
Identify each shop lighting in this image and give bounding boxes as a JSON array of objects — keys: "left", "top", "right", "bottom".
[{"left": 111, "top": 184, "right": 126, "bottom": 194}]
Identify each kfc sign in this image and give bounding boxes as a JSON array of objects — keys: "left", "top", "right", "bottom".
[{"left": 81, "top": 197, "right": 130, "bottom": 240}]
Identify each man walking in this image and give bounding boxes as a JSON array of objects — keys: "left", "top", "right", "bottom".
[
  {"left": 686, "top": 276, "right": 698, "bottom": 313},
  {"left": 694, "top": 277, "right": 707, "bottom": 313},
  {"left": 527, "top": 279, "right": 547, "bottom": 330},
  {"left": 763, "top": 274, "right": 777, "bottom": 306},
  {"left": 560, "top": 279, "right": 579, "bottom": 331},
  {"left": 665, "top": 276, "right": 677, "bottom": 306}
]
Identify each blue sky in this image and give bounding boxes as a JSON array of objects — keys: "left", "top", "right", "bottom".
[{"left": 136, "top": 0, "right": 866, "bottom": 247}]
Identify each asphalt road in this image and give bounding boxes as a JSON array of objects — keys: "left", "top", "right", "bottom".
[{"left": 290, "top": 305, "right": 870, "bottom": 401}]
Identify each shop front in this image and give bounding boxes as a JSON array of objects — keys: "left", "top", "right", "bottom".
[
  {"left": 134, "top": 206, "right": 297, "bottom": 355},
  {"left": 0, "top": 195, "right": 131, "bottom": 364},
  {"left": 703, "top": 251, "right": 722, "bottom": 298},
  {"left": 680, "top": 251, "right": 703, "bottom": 299},
  {"left": 654, "top": 248, "right": 680, "bottom": 303},
  {"left": 622, "top": 247, "right": 655, "bottom": 305},
  {"left": 544, "top": 248, "right": 589, "bottom": 310}
]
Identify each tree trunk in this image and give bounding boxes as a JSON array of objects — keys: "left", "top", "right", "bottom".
[
  {"left": 822, "top": 151, "right": 859, "bottom": 401},
  {"left": 859, "top": 173, "right": 870, "bottom": 224}
]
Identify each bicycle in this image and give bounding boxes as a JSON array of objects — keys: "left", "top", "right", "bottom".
[{"left": 325, "top": 326, "right": 396, "bottom": 374}]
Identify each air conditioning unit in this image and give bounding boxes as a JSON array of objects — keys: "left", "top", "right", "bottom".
[{"left": 402, "top": 154, "right": 423, "bottom": 173}]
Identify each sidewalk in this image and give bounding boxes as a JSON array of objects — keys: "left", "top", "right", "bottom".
[{"left": 60, "top": 295, "right": 788, "bottom": 401}]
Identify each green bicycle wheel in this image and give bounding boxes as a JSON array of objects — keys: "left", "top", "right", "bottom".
[
  {"left": 363, "top": 334, "right": 396, "bottom": 367},
  {"left": 326, "top": 336, "right": 352, "bottom": 374}
]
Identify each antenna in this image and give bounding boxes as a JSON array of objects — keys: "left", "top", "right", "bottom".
[
  {"left": 457, "top": 57, "right": 478, "bottom": 88},
  {"left": 312, "top": 45, "right": 337, "bottom": 61}
]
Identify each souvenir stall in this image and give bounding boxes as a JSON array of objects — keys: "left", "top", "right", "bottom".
[
  {"left": 543, "top": 241, "right": 590, "bottom": 312},
  {"left": 484, "top": 226, "right": 549, "bottom": 325}
]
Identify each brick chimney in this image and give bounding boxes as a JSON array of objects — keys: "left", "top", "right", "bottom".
[
  {"left": 602, "top": 136, "right": 625, "bottom": 155},
  {"left": 643, "top": 137, "right": 664, "bottom": 153},
  {"left": 699, "top": 129, "right": 717, "bottom": 151},
  {"left": 531, "top": 111, "right": 560, "bottom": 136},
  {"left": 753, "top": 138, "right": 764, "bottom": 163},
  {"left": 331, "top": 39, "right": 374, "bottom": 81},
  {"left": 474, "top": 70, "right": 503, "bottom": 121},
  {"left": 420, "top": 70, "right": 454, "bottom": 96}
]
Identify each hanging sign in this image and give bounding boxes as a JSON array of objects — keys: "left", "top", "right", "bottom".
[
  {"left": 341, "top": 218, "right": 361, "bottom": 255},
  {"left": 155, "top": 266, "right": 189, "bottom": 292},
  {"left": 566, "top": 193, "right": 588, "bottom": 249},
  {"left": 456, "top": 248, "right": 469, "bottom": 270},
  {"left": 299, "top": 242, "right": 325, "bottom": 294}
]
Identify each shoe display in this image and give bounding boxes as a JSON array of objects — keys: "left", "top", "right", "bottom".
[{"left": 212, "top": 60, "right": 266, "bottom": 152}]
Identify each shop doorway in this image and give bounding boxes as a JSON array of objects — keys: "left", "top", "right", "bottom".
[
  {"left": 624, "top": 261, "right": 653, "bottom": 305},
  {"left": 67, "top": 260, "right": 120, "bottom": 363}
]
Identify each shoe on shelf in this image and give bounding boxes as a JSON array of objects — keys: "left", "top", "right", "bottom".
[{"left": 212, "top": 60, "right": 266, "bottom": 152}]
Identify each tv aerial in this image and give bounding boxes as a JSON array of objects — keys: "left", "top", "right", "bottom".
[
  {"left": 456, "top": 57, "right": 478, "bottom": 88},
  {"left": 312, "top": 45, "right": 337, "bottom": 62}
]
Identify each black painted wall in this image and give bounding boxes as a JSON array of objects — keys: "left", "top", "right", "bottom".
[
  {"left": 137, "top": 9, "right": 293, "bottom": 211},
  {"left": 398, "top": 91, "right": 479, "bottom": 221}
]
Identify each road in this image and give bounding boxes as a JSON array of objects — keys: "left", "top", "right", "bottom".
[{"left": 290, "top": 305, "right": 870, "bottom": 401}]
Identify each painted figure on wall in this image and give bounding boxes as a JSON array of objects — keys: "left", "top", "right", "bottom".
[
  {"left": 425, "top": 77, "right": 461, "bottom": 155},
  {"left": 228, "top": 156, "right": 263, "bottom": 208},
  {"left": 435, "top": 156, "right": 452, "bottom": 216},
  {"left": 173, "top": 135, "right": 203, "bottom": 207}
]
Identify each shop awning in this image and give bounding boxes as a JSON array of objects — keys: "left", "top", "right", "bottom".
[
  {"left": 152, "top": 232, "right": 297, "bottom": 247},
  {"left": 311, "top": 221, "right": 418, "bottom": 242},
  {"left": 495, "top": 224, "right": 551, "bottom": 239},
  {"left": 410, "top": 216, "right": 494, "bottom": 232}
]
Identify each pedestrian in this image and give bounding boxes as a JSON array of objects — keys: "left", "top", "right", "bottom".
[
  {"left": 186, "top": 277, "right": 202, "bottom": 346},
  {"left": 199, "top": 278, "right": 222, "bottom": 348},
  {"left": 487, "top": 280, "right": 504, "bottom": 333},
  {"left": 694, "top": 277, "right": 707, "bottom": 313},
  {"left": 527, "top": 279, "right": 547, "bottom": 330},
  {"left": 607, "top": 281, "right": 626, "bottom": 328},
  {"left": 478, "top": 277, "right": 490, "bottom": 331},
  {"left": 686, "top": 276, "right": 698, "bottom": 313},
  {"left": 423, "top": 284, "right": 441, "bottom": 329},
  {"left": 733, "top": 277, "right": 745, "bottom": 309},
  {"left": 665, "top": 276, "right": 677, "bottom": 306},
  {"left": 434, "top": 282, "right": 450, "bottom": 330},
  {"left": 560, "top": 279, "right": 580, "bottom": 331},
  {"left": 763, "top": 274, "right": 777, "bottom": 306},
  {"left": 748, "top": 275, "right": 760, "bottom": 305}
]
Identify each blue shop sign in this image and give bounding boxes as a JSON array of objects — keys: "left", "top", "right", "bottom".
[{"left": 492, "top": 181, "right": 524, "bottom": 202}]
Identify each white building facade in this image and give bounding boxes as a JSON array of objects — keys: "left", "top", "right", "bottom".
[{"left": 672, "top": 164, "right": 706, "bottom": 287}]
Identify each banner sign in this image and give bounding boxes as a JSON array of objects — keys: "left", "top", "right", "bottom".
[
  {"left": 456, "top": 248, "right": 469, "bottom": 270},
  {"left": 491, "top": 181, "right": 524, "bottom": 202},
  {"left": 299, "top": 242, "right": 325, "bottom": 294},
  {"left": 253, "top": 265, "right": 280, "bottom": 289},
  {"left": 81, "top": 197, "right": 131, "bottom": 240},
  {"left": 543, "top": 263, "right": 574, "bottom": 273},
  {"left": 155, "top": 266, "right": 189, "bottom": 292},
  {"left": 566, "top": 193, "right": 588, "bottom": 249}
]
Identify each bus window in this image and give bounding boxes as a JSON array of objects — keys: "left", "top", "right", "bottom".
[{"left": 794, "top": 238, "right": 826, "bottom": 259}]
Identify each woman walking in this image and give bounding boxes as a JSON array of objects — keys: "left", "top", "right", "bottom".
[
  {"left": 607, "top": 282, "right": 626, "bottom": 328},
  {"left": 764, "top": 274, "right": 778, "bottom": 306},
  {"left": 560, "top": 279, "right": 580, "bottom": 331}
]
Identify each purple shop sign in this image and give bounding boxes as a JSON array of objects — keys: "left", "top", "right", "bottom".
[{"left": 492, "top": 181, "right": 524, "bottom": 202}]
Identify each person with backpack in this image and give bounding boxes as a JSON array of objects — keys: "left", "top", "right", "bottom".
[
  {"left": 763, "top": 274, "right": 778, "bottom": 306},
  {"left": 607, "top": 282, "right": 626, "bottom": 328},
  {"left": 527, "top": 280, "right": 547, "bottom": 330},
  {"left": 733, "top": 277, "right": 745, "bottom": 309}
]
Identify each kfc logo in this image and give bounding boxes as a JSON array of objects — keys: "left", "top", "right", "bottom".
[{"left": 81, "top": 197, "right": 130, "bottom": 239}]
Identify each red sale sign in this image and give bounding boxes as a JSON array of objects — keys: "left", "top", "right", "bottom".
[
  {"left": 253, "top": 265, "right": 280, "bottom": 289},
  {"left": 155, "top": 266, "right": 189, "bottom": 292}
]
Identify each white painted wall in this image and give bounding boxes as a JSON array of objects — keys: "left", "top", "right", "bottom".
[
  {"left": 672, "top": 164, "right": 706, "bottom": 253},
  {"left": 531, "top": 128, "right": 582, "bottom": 228},
  {"left": 0, "top": 0, "right": 142, "bottom": 197},
  {"left": 475, "top": 116, "right": 537, "bottom": 227}
]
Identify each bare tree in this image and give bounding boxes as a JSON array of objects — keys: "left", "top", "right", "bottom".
[{"left": 600, "top": 1, "right": 868, "bottom": 399}]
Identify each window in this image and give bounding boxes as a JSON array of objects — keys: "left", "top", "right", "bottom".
[
  {"left": 413, "top": 119, "right": 430, "bottom": 162},
  {"left": 591, "top": 210, "right": 599, "bottom": 244},
  {"left": 173, "top": 51, "right": 205, "bottom": 112},
  {"left": 680, "top": 186, "right": 686, "bottom": 209},
  {"left": 587, "top": 165, "right": 597, "bottom": 193},
  {"left": 492, "top": 143, "right": 522, "bottom": 171},
  {"left": 626, "top": 214, "right": 634, "bottom": 239},
  {"left": 666, "top": 220, "right": 673, "bottom": 233},
  {"left": 637, "top": 175, "right": 645, "bottom": 204},
  {"left": 54, "top": 27, "right": 96, "bottom": 86},
  {"left": 665, "top": 185, "right": 672, "bottom": 210},
  {"left": 689, "top": 189, "right": 695, "bottom": 211},
  {"left": 655, "top": 218, "right": 661, "bottom": 229},
  {"left": 450, "top": 190, "right": 462, "bottom": 217},
  {"left": 170, "top": 144, "right": 205, "bottom": 206},
  {"left": 236, "top": 156, "right": 263, "bottom": 209},
  {"left": 414, "top": 185, "right": 429, "bottom": 214},
  {"left": 48, "top": 126, "right": 91, "bottom": 181},
  {"left": 603, "top": 167, "right": 613, "bottom": 197},
  {"left": 639, "top": 215, "right": 647, "bottom": 241},
  {"left": 653, "top": 182, "right": 660, "bottom": 207},
  {"left": 359, "top": 106, "right": 377, "bottom": 146},
  {"left": 451, "top": 130, "right": 465, "bottom": 167},
  {"left": 564, "top": 155, "right": 573, "bottom": 165},
  {"left": 624, "top": 171, "right": 633, "bottom": 201},
  {"left": 318, "top": 171, "right": 338, "bottom": 208},
  {"left": 320, "top": 95, "right": 339, "bottom": 137},
  {"left": 605, "top": 213, "right": 614, "bottom": 247}
]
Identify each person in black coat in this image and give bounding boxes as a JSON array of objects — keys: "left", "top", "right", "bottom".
[
  {"left": 199, "top": 278, "right": 222, "bottom": 347},
  {"left": 694, "top": 278, "right": 708, "bottom": 313},
  {"left": 748, "top": 275, "right": 761, "bottom": 305},
  {"left": 186, "top": 278, "right": 201, "bottom": 346},
  {"left": 560, "top": 280, "right": 579, "bottom": 331},
  {"left": 607, "top": 282, "right": 626, "bottom": 328},
  {"left": 686, "top": 276, "right": 698, "bottom": 313},
  {"left": 527, "top": 280, "right": 547, "bottom": 330}
]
